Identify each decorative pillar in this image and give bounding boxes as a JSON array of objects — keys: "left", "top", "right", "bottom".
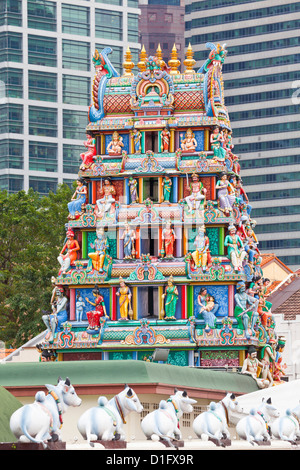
[
  {"left": 119, "top": 228, "right": 123, "bottom": 259},
  {"left": 178, "top": 176, "right": 183, "bottom": 200},
  {"left": 133, "top": 286, "right": 138, "bottom": 320},
  {"left": 187, "top": 285, "right": 194, "bottom": 318},
  {"left": 100, "top": 134, "right": 105, "bottom": 154},
  {"left": 181, "top": 285, "right": 187, "bottom": 319},
  {"left": 158, "top": 176, "right": 163, "bottom": 202},
  {"left": 111, "top": 286, "right": 117, "bottom": 321},
  {"left": 228, "top": 284, "right": 234, "bottom": 317},
  {"left": 172, "top": 176, "right": 178, "bottom": 203},
  {"left": 183, "top": 227, "right": 189, "bottom": 255},
  {"left": 82, "top": 231, "right": 88, "bottom": 258},
  {"left": 219, "top": 227, "right": 225, "bottom": 256},
  {"left": 70, "top": 288, "right": 76, "bottom": 321},
  {"left": 158, "top": 226, "right": 163, "bottom": 256},
  {"left": 204, "top": 129, "right": 210, "bottom": 151},
  {"left": 170, "top": 129, "right": 175, "bottom": 152},
  {"left": 158, "top": 286, "right": 164, "bottom": 320},
  {"left": 135, "top": 227, "right": 140, "bottom": 258},
  {"left": 211, "top": 176, "right": 216, "bottom": 200},
  {"left": 175, "top": 226, "right": 182, "bottom": 257},
  {"left": 92, "top": 181, "right": 97, "bottom": 204},
  {"left": 139, "top": 178, "right": 143, "bottom": 203},
  {"left": 125, "top": 177, "right": 130, "bottom": 204}
]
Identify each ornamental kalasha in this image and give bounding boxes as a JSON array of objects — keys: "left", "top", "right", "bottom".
[{"left": 39, "top": 42, "right": 285, "bottom": 387}]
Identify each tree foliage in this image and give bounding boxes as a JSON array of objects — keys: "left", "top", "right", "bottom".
[{"left": 0, "top": 184, "right": 73, "bottom": 347}]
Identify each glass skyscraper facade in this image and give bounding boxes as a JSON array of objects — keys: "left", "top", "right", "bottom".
[
  {"left": 0, "top": 0, "right": 140, "bottom": 195},
  {"left": 185, "top": 0, "right": 300, "bottom": 270}
]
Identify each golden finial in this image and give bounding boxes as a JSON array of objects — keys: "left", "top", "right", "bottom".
[
  {"left": 183, "top": 43, "right": 196, "bottom": 74},
  {"left": 137, "top": 45, "right": 147, "bottom": 72},
  {"left": 123, "top": 47, "right": 135, "bottom": 77},
  {"left": 168, "top": 43, "right": 180, "bottom": 75},
  {"left": 156, "top": 43, "right": 166, "bottom": 69}
]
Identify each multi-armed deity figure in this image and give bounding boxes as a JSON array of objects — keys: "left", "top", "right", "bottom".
[
  {"left": 191, "top": 225, "right": 210, "bottom": 271},
  {"left": 95, "top": 178, "right": 116, "bottom": 220},
  {"left": 107, "top": 131, "right": 124, "bottom": 155},
  {"left": 87, "top": 226, "right": 109, "bottom": 273},
  {"left": 181, "top": 128, "right": 197, "bottom": 152},
  {"left": 185, "top": 173, "right": 206, "bottom": 214}
]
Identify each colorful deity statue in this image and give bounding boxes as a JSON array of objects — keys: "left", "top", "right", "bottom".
[
  {"left": 161, "top": 127, "right": 170, "bottom": 152},
  {"left": 85, "top": 285, "right": 109, "bottom": 331},
  {"left": 42, "top": 288, "right": 68, "bottom": 342},
  {"left": 132, "top": 129, "right": 142, "bottom": 154},
  {"left": 161, "top": 276, "right": 178, "bottom": 321},
  {"left": 68, "top": 178, "right": 87, "bottom": 220},
  {"left": 234, "top": 281, "right": 259, "bottom": 340},
  {"left": 128, "top": 176, "right": 138, "bottom": 203},
  {"left": 161, "top": 221, "right": 176, "bottom": 258},
  {"left": 260, "top": 339, "right": 277, "bottom": 387},
  {"left": 107, "top": 131, "right": 124, "bottom": 155},
  {"left": 76, "top": 292, "right": 86, "bottom": 322},
  {"left": 191, "top": 225, "right": 210, "bottom": 271},
  {"left": 185, "top": 173, "right": 206, "bottom": 214},
  {"left": 162, "top": 175, "right": 172, "bottom": 203},
  {"left": 196, "top": 287, "right": 219, "bottom": 331},
  {"left": 87, "top": 226, "right": 109, "bottom": 273},
  {"left": 181, "top": 128, "right": 197, "bottom": 152},
  {"left": 95, "top": 178, "right": 116, "bottom": 220},
  {"left": 121, "top": 223, "right": 136, "bottom": 260},
  {"left": 57, "top": 228, "right": 80, "bottom": 275},
  {"left": 224, "top": 225, "right": 246, "bottom": 272},
  {"left": 116, "top": 277, "right": 132, "bottom": 321},
  {"left": 210, "top": 126, "right": 226, "bottom": 162},
  {"left": 241, "top": 346, "right": 270, "bottom": 389},
  {"left": 80, "top": 133, "right": 97, "bottom": 170},
  {"left": 216, "top": 172, "right": 235, "bottom": 216}
]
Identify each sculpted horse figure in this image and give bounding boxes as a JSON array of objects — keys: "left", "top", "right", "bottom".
[
  {"left": 10, "top": 377, "right": 82, "bottom": 448},
  {"left": 270, "top": 402, "right": 300, "bottom": 444},
  {"left": 236, "top": 397, "right": 280, "bottom": 445},
  {"left": 77, "top": 385, "right": 143, "bottom": 446},
  {"left": 192, "top": 393, "right": 244, "bottom": 446},
  {"left": 141, "top": 388, "right": 197, "bottom": 447}
]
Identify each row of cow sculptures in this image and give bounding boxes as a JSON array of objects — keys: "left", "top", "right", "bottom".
[{"left": 9, "top": 376, "right": 300, "bottom": 449}]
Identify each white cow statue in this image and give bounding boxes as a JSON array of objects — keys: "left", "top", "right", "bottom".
[
  {"left": 270, "top": 402, "right": 300, "bottom": 444},
  {"left": 141, "top": 388, "right": 197, "bottom": 447},
  {"left": 236, "top": 397, "right": 280, "bottom": 445},
  {"left": 10, "top": 377, "right": 82, "bottom": 448},
  {"left": 192, "top": 393, "right": 244, "bottom": 446},
  {"left": 77, "top": 385, "right": 143, "bottom": 446}
]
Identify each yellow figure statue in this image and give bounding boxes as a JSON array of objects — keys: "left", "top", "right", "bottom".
[{"left": 116, "top": 277, "right": 132, "bottom": 321}]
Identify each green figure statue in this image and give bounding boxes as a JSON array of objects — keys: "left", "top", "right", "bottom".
[{"left": 161, "top": 276, "right": 178, "bottom": 321}]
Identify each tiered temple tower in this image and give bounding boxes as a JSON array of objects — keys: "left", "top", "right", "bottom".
[{"left": 41, "top": 43, "right": 284, "bottom": 379}]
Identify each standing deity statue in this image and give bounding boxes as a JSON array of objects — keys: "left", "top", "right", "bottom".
[
  {"left": 107, "top": 131, "right": 124, "bottom": 155},
  {"left": 161, "top": 221, "right": 176, "bottom": 258},
  {"left": 185, "top": 173, "right": 206, "bottom": 214},
  {"left": 42, "top": 288, "right": 68, "bottom": 343},
  {"left": 57, "top": 228, "right": 80, "bottom": 275},
  {"left": 95, "top": 178, "right": 116, "bottom": 220},
  {"left": 224, "top": 225, "right": 246, "bottom": 272},
  {"left": 85, "top": 285, "right": 108, "bottom": 331},
  {"left": 76, "top": 292, "right": 86, "bottom": 322},
  {"left": 128, "top": 176, "right": 138, "bottom": 204},
  {"left": 80, "top": 133, "right": 97, "bottom": 170},
  {"left": 181, "top": 128, "right": 197, "bottom": 152},
  {"left": 121, "top": 223, "right": 136, "bottom": 259},
  {"left": 191, "top": 225, "right": 210, "bottom": 271},
  {"left": 161, "top": 276, "right": 178, "bottom": 321},
  {"left": 162, "top": 175, "right": 172, "bottom": 203},
  {"left": 210, "top": 126, "right": 226, "bottom": 161},
  {"left": 161, "top": 127, "right": 170, "bottom": 152},
  {"left": 234, "top": 281, "right": 259, "bottom": 339},
  {"left": 68, "top": 178, "right": 87, "bottom": 220},
  {"left": 116, "top": 277, "right": 132, "bottom": 321},
  {"left": 216, "top": 172, "right": 235, "bottom": 216},
  {"left": 260, "top": 339, "right": 277, "bottom": 387},
  {"left": 87, "top": 226, "right": 109, "bottom": 273},
  {"left": 132, "top": 129, "right": 142, "bottom": 154}
]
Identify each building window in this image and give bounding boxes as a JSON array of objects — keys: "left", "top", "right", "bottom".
[
  {"left": 63, "top": 144, "right": 82, "bottom": 173},
  {"left": 148, "top": 13, "right": 157, "bottom": 21},
  {"left": 28, "top": 71, "right": 57, "bottom": 102},
  {"left": 96, "top": 43, "right": 123, "bottom": 75},
  {"left": 63, "top": 75, "right": 90, "bottom": 106},
  {"left": 95, "top": 0, "right": 123, "bottom": 5},
  {"left": 128, "top": 13, "right": 139, "bottom": 43},
  {"left": 0, "top": 32, "right": 22, "bottom": 63},
  {"left": 0, "top": 103, "right": 23, "bottom": 134},
  {"left": 27, "top": 0, "right": 56, "bottom": 31},
  {"left": 128, "top": 0, "right": 138, "bottom": 7},
  {"left": 29, "top": 106, "right": 57, "bottom": 137},
  {"left": 63, "top": 110, "right": 87, "bottom": 140},
  {"left": 61, "top": 4, "right": 90, "bottom": 36},
  {"left": 95, "top": 10, "right": 123, "bottom": 41},
  {"left": 29, "top": 176, "right": 57, "bottom": 196},
  {"left": 29, "top": 141, "right": 57, "bottom": 172},
  {"left": 0, "top": 174, "right": 23, "bottom": 193},
  {"left": 28, "top": 35, "right": 57, "bottom": 67},
  {"left": 62, "top": 39, "right": 90, "bottom": 71},
  {"left": 164, "top": 13, "right": 173, "bottom": 23},
  {"left": 0, "top": 139, "right": 23, "bottom": 170},
  {"left": 0, "top": 0, "right": 22, "bottom": 26},
  {"left": 0, "top": 68, "right": 23, "bottom": 99}
]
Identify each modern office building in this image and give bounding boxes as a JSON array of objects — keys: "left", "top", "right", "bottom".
[
  {"left": 185, "top": 0, "right": 300, "bottom": 270},
  {"left": 139, "top": 0, "right": 185, "bottom": 65},
  {"left": 0, "top": 0, "right": 140, "bottom": 195}
]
